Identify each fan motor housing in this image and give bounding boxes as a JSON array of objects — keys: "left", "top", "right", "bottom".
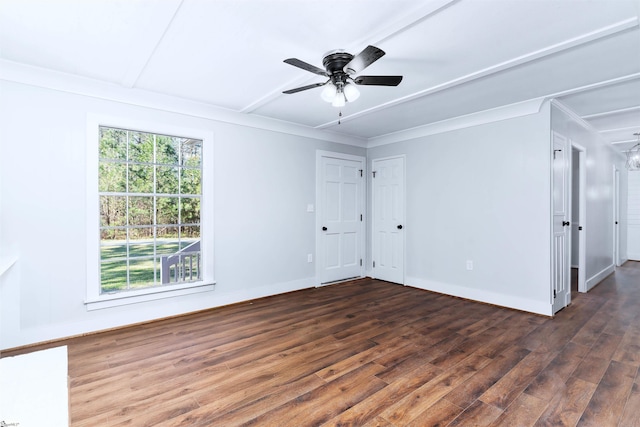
[{"left": 322, "top": 51, "right": 354, "bottom": 75}]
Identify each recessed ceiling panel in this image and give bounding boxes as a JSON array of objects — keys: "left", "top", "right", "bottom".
[
  {"left": 598, "top": 126, "right": 640, "bottom": 145},
  {"left": 559, "top": 79, "right": 640, "bottom": 117},
  {"left": 0, "top": 0, "right": 182, "bottom": 84},
  {"left": 586, "top": 109, "right": 640, "bottom": 133}
]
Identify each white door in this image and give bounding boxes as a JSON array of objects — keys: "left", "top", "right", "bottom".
[
  {"left": 372, "top": 156, "right": 405, "bottom": 284},
  {"left": 317, "top": 153, "right": 364, "bottom": 284},
  {"left": 552, "top": 132, "right": 571, "bottom": 313}
]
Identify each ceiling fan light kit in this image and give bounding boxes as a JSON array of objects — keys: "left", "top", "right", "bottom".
[
  {"left": 283, "top": 45, "right": 402, "bottom": 107},
  {"left": 627, "top": 132, "right": 640, "bottom": 170}
]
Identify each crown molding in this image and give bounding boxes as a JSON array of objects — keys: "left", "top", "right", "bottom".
[
  {"left": 0, "top": 59, "right": 367, "bottom": 148},
  {"left": 551, "top": 99, "right": 626, "bottom": 158}
]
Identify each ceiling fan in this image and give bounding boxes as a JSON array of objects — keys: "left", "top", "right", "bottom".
[{"left": 282, "top": 45, "right": 403, "bottom": 107}]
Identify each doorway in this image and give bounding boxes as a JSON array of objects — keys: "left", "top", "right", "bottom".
[{"left": 572, "top": 143, "right": 587, "bottom": 293}]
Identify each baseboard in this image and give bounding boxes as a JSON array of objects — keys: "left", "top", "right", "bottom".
[
  {"left": 627, "top": 253, "right": 640, "bottom": 261},
  {"left": 405, "top": 276, "right": 552, "bottom": 316},
  {"left": 585, "top": 264, "right": 615, "bottom": 291}
]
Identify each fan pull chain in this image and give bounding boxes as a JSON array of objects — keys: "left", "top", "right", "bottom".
[{"left": 338, "top": 110, "right": 342, "bottom": 125}]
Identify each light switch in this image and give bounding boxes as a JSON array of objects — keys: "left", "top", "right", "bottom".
[{"left": 307, "top": 204, "right": 314, "bottom": 212}]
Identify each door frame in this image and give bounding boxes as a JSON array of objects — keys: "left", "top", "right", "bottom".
[
  {"left": 370, "top": 155, "right": 406, "bottom": 284},
  {"left": 572, "top": 143, "right": 587, "bottom": 293},
  {"left": 315, "top": 150, "right": 366, "bottom": 286}
]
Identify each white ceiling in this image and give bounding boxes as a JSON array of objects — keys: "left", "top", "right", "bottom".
[{"left": 1, "top": 0, "right": 639, "bottom": 149}]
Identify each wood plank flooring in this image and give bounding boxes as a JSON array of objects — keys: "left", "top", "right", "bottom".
[{"left": 9, "top": 262, "right": 640, "bottom": 426}]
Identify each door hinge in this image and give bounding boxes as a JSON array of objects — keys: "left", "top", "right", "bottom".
[
  {"left": 360, "top": 259, "right": 363, "bottom": 266},
  {"left": 360, "top": 214, "right": 363, "bottom": 221},
  {"left": 359, "top": 169, "right": 363, "bottom": 177},
  {"left": 373, "top": 261, "right": 375, "bottom": 268},
  {"left": 372, "top": 171, "right": 377, "bottom": 178},
  {"left": 553, "top": 289, "right": 557, "bottom": 299}
]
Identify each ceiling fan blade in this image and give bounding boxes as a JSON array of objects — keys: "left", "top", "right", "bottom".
[
  {"left": 343, "top": 45, "right": 385, "bottom": 74},
  {"left": 284, "top": 58, "right": 328, "bottom": 76},
  {"left": 282, "top": 82, "right": 327, "bottom": 94},
  {"left": 353, "top": 75, "right": 403, "bottom": 86}
]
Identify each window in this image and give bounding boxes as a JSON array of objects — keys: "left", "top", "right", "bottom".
[{"left": 86, "top": 116, "right": 214, "bottom": 310}]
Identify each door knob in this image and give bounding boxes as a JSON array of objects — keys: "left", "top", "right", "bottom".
[
  {"left": 322, "top": 226, "right": 327, "bottom": 231},
  {"left": 397, "top": 225, "right": 403, "bottom": 230}
]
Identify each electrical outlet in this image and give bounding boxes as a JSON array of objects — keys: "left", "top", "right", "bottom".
[
  {"left": 308, "top": 254, "right": 313, "bottom": 263},
  {"left": 466, "top": 260, "right": 473, "bottom": 270}
]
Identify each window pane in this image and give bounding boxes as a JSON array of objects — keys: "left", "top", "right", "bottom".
[
  {"left": 129, "top": 258, "right": 156, "bottom": 288},
  {"left": 99, "top": 162, "right": 126, "bottom": 192},
  {"left": 128, "top": 164, "right": 154, "bottom": 193},
  {"left": 101, "top": 227, "right": 126, "bottom": 241},
  {"left": 129, "top": 226, "right": 153, "bottom": 240},
  {"left": 181, "top": 139, "right": 202, "bottom": 167},
  {"left": 129, "top": 196, "right": 154, "bottom": 226},
  {"left": 180, "top": 168, "right": 201, "bottom": 195},
  {"left": 99, "top": 127, "right": 127, "bottom": 160},
  {"left": 100, "top": 195, "right": 126, "bottom": 227},
  {"left": 129, "top": 241, "right": 154, "bottom": 258},
  {"left": 101, "top": 260, "right": 128, "bottom": 293},
  {"left": 157, "top": 225, "right": 179, "bottom": 240},
  {"left": 101, "top": 241, "right": 126, "bottom": 261},
  {"left": 181, "top": 225, "right": 200, "bottom": 240},
  {"left": 129, "top": 131, "right": 154, "bottom": 163},
  {"left": 180, "top": 197, "right": 201, "bottom": 224},
  {"left": 157, "top": 197, "right": 179, "bottom": 225},
  {"left": 157, "top": 166, "right": 179, "bottom": 194},
  {"left": 156, "top": 135, "right": 180, "bottom": 165},
  {"left": 156, "top": 239, "right": 181, "bottom": 255}
]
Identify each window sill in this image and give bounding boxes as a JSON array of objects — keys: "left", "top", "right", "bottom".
[{"left": 85, "top": 281, "right": 215, "bottom": 311}]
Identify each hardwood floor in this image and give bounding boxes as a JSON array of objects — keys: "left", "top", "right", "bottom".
[{"left": 11, "top": 262, "right": 640, "bottom": 426}]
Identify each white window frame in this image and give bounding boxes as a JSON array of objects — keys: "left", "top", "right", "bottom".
[{"left": 85, "top": 114, "right": 214, "bottom": 310}]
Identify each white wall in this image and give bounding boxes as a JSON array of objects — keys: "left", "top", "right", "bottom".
[
  {"left": 0, "top": 80, "right": 365, "bottom": 350},
  {"left": 367, "top": 103, "right": 553, "bottom": 315},
  {"left": 551, "top": 103, "right": 627, "bottom": 289}
]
